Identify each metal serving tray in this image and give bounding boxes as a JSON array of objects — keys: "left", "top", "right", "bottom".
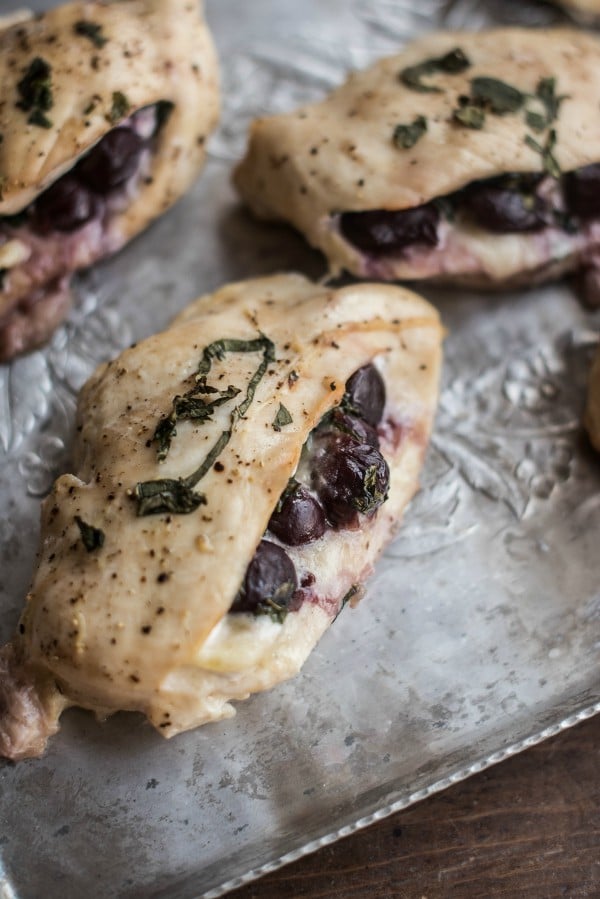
[{"left": 0, "top": 0, "right": 599, "bottom": 896}]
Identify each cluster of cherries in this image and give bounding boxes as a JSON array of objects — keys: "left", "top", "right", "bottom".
[
  {"left": 231, "top": 363, "right": 390, "bottom": 616},
  {"left": 11, "top": 126, "right": 146, "bottom": 235},
  {"left": 340, "top": 163, "right": 600, "bottom": 256}
]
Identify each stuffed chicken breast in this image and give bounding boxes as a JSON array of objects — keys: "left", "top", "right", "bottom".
[
  {"left": 0, "top": 0, "right": 219, "bottom": 361},
  {"left": 234, "top": 29, "right": 600, "bottom": 303},
  {"left": 0, "top": 273, "right": 442, "bottom": 759}
]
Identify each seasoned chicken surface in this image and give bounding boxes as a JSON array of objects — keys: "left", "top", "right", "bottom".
[
  {"left": 0, "top": 0, "right": 219, "bottom": 359},
  {"left": 234, "top": 29, "right": 600, "bottom": 302},
  {"left": 0, "top": 273, "right": 443, "bottom": 759}
]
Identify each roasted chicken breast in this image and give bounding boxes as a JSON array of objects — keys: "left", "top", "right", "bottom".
[
  {"left": 0, "top": 0, "right": 219, "bottom": 360},
  {"left": 234, "top": 29, "right": 600, "bottom": 303},
  {"left": 0, "top": 273, "right": 442, "bottom": 759}
]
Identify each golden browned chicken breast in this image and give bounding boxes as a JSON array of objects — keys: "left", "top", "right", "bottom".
[{"left": 0, "top": 273, "right": 443, "bottom": 759}]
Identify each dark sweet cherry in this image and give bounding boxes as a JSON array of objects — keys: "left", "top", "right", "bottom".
[
  {"left": 340, "top": 204, "right": 439, "bottom": 256},
  {"left": 345, "top": 364, "right": 386, "bottom": 426},
  {"left": 230, "top": 540, "right": 298, "bottom": 614},
  {"left": 322, "top": 409, "right": 380, "bottom": 448},
  {"left": 268, "top": 483, "right": 326, "bottom": 546},
  {"left": 459, "top": 178, "right": 548, "bottom": 233},
  {"left": 563, "top": 164, "right": 600, "bottom": 219},
  {"left": 32, "top": 176, "right": 101, "bottom": 234},
  {"left": 311, "top": 435, "right": 390, "bottom": 529},
  {"left": 76, "top": 127, "right": 145, "bottom": 195}
]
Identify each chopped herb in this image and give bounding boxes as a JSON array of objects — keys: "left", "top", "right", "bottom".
[
  {"left": 273, "top": 478, "right": 299, "bottom": 516},
  {"left": 134, "top": 479, "right": 206, "bottom": 517},
  {"left": 393, "top": 115, "right": 427, "bottom": 149},
  {"left": 272, "top": 403, "right": 293, "bottom": 431},
  {"left": 524, "top": 129, "right": 560, "bottom": 178},
  {"left": 174, "top": 384, "right": 240, "bottom": 421},
  {"left": 75, "top": 516, "right": 105, "bottom": 552},
  {"left": 152, "top": 383, "right": 242, "bottom": 462},
  {"left": 353, "top": 463, "right": 388, "bottom": 514},
  {"left": 400, "top": 47, "right": 470, "bottom": 93},
  {"left": 252, "top": 593, "right": 293, "bottom": 624},
  {"left": 534, "top": 77, "right": 567, "bottom": 126},
  {"left": 83, "top": 95, "right": 100, "bottom": 116},
  {"left": 109, "top": 90, "right": 131, "bottom": 123},
  {"left": 341, "top": 584, "right": 361, "bottom": 609},
  {"left": 525, "top": 110, "right": 546, "bottom": 132},
  {"left": 136, "top": 335, "right": 276, "bottom": 515},
  {"left": 16, "top": 57, "right": 52, "bottom": 112},
  {"left": 470, "top": 77, "right": 524, "bottom": 115},
  {"left": 452, "top": 104, "right": 485, "bottom": 129},
  {"left": 16, "top": 57, "right": 54, "bottom": 129},
  {"left": 74, "top": 20, "right": 108, "bottom": 48},
  {"left": 153, "top": 415, "right": 177, "bottom": 463},
  {"left": 27, "top": 108, "right": 52, "bottom": 129},
  {"left": 333, "top": 583, "right": 363, "bottom": 622}
]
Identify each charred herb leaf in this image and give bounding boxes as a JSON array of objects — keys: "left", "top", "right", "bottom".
[
  {"left": 75, "top": 516, "right": 105, "bottom": 552},
  {"left": 272, "top": 403, "right": 293, "bottom": 431},
  {"left": 16, "top": 57, "right": 54, "bottom": 128},
  {"left": 74, "top": 20, "right": 108, "bottom": 48},
  {"left": 400, "top": 47, "right": 470, "bottom": 93},
  {"left": 524, "top": 129, "right": 560, "bottom": 178},
  {"left": 109, "top": 90, "right": 131, "bottom": 123},
  {"left": 392, "top": 115, "right": 427, "bottom": 149}
]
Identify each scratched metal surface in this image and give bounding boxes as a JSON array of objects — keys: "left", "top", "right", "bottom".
[{"left": 0, "top": 0, "right": 599, "bottom": 897}]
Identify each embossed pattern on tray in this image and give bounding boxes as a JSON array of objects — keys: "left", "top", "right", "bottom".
[{"left": 0, "top": 1, "right": 599, "bottom": 898}]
